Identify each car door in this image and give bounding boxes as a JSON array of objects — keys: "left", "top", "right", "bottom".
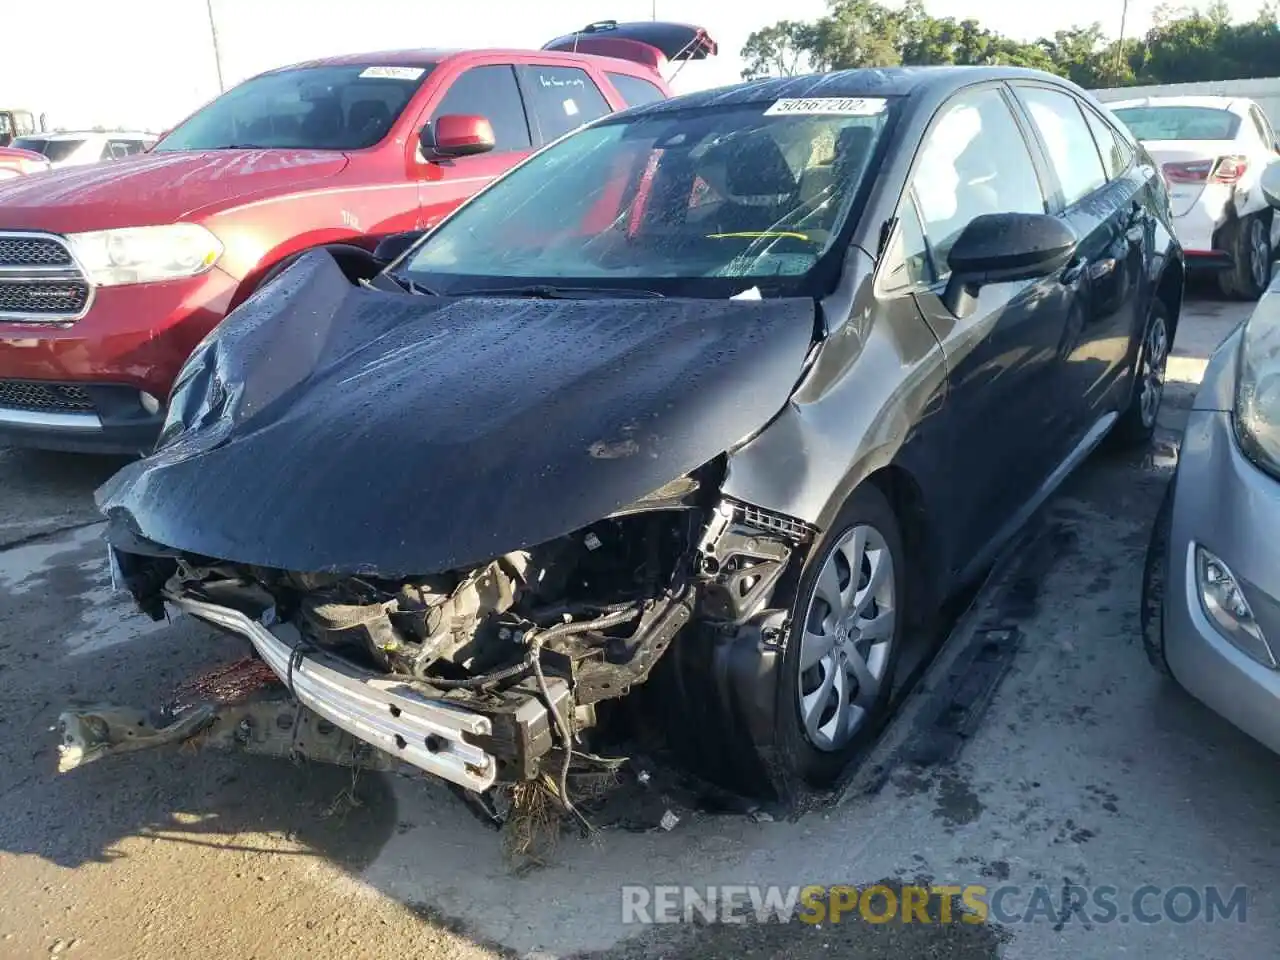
[
  {"left": 414, "top": 62, "right": 535, "bottom": 230},
  {"left": 904, "top": 84, "right": 1076, "bottom": 572},
  {"left": 1012, "top": 83, "right": 1145, "bottom": 437},
  {"left": 515, "top": 63, "right": 614, "bottom": 147}
]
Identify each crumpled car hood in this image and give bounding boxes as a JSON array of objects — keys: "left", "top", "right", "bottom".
[{"left": 97, "top": 252, "right": 815, "bottom": 577}]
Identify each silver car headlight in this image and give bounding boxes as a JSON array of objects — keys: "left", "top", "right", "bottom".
[
  {"left": 66, "top": 224, "right": 223, "bottom": 287},
  {"left": 1234, "top": 292, "right": 1280, "bottom": 477}
]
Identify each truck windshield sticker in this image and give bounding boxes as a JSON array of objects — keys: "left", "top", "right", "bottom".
[
  {"left": 763, "top": 97, "right": 888, "bottom": 117},
  {"left": 563, "top": 99, "right": 580, "bottom": 116},
  {"left": 359, "top": 66, "right": 425, "bottom": 81}
]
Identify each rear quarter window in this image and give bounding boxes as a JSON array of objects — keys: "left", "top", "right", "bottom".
[{"left": 605, "top": 72, "right": 666, "bottom": 108}]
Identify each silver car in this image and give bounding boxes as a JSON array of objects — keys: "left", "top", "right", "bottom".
[{"left": 1144, "top": 163, "right": 1280, "bottom": 752}]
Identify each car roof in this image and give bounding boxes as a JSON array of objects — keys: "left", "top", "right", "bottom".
[
  {"left": 1106, "top": 94, "right": 1251, "bottom": 115},
  {"left": 620, "top": 65, "right": 1076, "bottom": 116},
  {"left": 274, "top": 47, "right": 644, "bottom": 71},
  {"left": 26, "top": 131, "right": 155, "bottom": 140}
]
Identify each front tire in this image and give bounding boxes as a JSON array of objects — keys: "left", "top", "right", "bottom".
[
  {"left": 774, "top": 484, "right": 906, "bottom": 788},
  {"left": 1218, "top": 212, "right": 1272, "bottom": 301}
]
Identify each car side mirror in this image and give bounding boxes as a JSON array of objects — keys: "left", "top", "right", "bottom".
[
  {"left": 1262, "top": 161, "right": 1280, "bottom": 209},
  {"left": 372, "top": 230, "right": 426, "bottom": 266},
  {"left": 419, "top": 114, "right": 496, "bottom": 160},
  {"left": 942, "top": 212, "right": 1078, "bottom": 320}
]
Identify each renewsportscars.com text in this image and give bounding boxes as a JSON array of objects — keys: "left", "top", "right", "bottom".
[{"left": 620, "top": 883, "right": 1249, "bottom": 926}]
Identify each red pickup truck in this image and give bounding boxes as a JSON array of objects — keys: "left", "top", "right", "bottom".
[{"left": 0, "top": 21, "right": 716, "bottom": 453}]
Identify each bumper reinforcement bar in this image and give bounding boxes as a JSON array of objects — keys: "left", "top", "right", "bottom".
[{"left": 168, "top": 594, "right": 500, "bottom": 792}]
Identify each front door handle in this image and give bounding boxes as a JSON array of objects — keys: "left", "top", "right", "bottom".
[{"left": 1062, "top": 256, "right": 1088, "bottom": 285}]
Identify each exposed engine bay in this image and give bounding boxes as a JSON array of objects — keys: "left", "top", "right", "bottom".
[{"left": 91, "top": 465, "right": 814, "bottom": 809}]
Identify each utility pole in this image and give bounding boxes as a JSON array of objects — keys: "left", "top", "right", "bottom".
[
  {"left": 1113, "top": 0, "right": 1130, "bottom": 85},
  {"left": 651, "top": 1, "right": 657, "bottom": 20},
  {"left": 206, "top": 0, "right": 226, "bottom": 93}
]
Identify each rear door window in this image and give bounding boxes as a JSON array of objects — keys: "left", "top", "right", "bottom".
[
  {"left": 517, "top": 65, "right": 612, "bottom": 144},
  {"left": 1017, "top": 86, "right": 1108, "bottom": 207},
  {"left": 1081, "top": 106, "right": 1132, "bottom": 180},
  {"left": 605, "top": 72, "right": 666, "bottom": 108},
  {"left": 431, "top": 64, "right": 531, "bottom": 152}
]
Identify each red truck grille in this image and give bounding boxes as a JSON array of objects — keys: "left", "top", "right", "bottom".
[
  {"left": 0, "top": 235, "right": 73, "bottom": 266},
  {"left": 0, "top": 280, "right": 90, "bottom": 316},
  {"left": 0, "top": 380, "right": 94, "bottom": 413},
  {"left": 0, "top": 231, "right": 91, "bottom": 322}
]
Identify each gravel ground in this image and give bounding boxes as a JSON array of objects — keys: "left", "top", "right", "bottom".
[{"left": 0, "top": 291, "right": 1274, "bottom": 960}]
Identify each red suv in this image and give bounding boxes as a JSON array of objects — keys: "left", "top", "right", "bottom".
[{"left": 0, "top": 21, "right": 715, "bottom": 453}]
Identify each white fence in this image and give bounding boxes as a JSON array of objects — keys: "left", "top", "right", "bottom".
[{"left": 1091, "top": 77, "right": 1280, "bottom": 128}]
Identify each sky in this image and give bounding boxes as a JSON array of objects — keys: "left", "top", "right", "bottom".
[{"left": 1, "top": 0, "right": 1271, "bottom": 131}]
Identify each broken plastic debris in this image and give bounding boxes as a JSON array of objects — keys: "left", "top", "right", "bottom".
[
  {"left": 660, "top": 809, "right": 680, "bottom": 831},
  {"left": 731, "top": 286, "right": 762, "bottom": 301},
  {"left": 636, "top": 769, "right": 651, "bottom": 786}
]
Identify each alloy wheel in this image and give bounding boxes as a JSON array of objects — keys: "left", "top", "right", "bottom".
[
  {"left": 796, "top": 524, "right": 896, "bottom": 752},
  {"left": 1138, "top": 310, "right": 1170, "bottom": 430},
  {"left": 1250, "top": 218, "right": 1271, "bottom": 290}
]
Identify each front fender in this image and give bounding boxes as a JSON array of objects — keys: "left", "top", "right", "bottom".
[{"left": 721, "top": 250, "right": 947, "bottom": 535}]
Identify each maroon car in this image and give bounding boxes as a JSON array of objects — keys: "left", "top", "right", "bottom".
[{"left": 0, "top": 21, "right": 715, "bottom": 454}]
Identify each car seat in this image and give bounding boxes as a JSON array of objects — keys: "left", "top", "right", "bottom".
[
  {"left": 348, "top": 100, "right": 393, "bottom": 145},
  {"left": 300, "top": 98, "right": 345, "bottom": 146},
  {"left": 702, "top": 133, "right": 799, "bottom": 234}
]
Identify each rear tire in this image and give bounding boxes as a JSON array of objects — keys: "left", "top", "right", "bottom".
[
  {"left": 1218, "top": 212, "right": 1272, "bottom": 301},
  {"left": 1111, "top": 298, "right": 1172, "bottom": 449},
  {"left": 773, "top": 484, "right": 907, "bottom": 788}
]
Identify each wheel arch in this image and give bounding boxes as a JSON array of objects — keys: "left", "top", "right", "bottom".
[
  {"left": 1153, "top": 251, "right": 1185, "bottom": 343},
  {"left": 863, "top": 463, "right": 942, "bottom": 630},
  {"left": 808, "top": 455, "right": 944, "bottom": 631}
]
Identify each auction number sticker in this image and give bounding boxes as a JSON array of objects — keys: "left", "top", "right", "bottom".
[
  {"left": 359, "top": 66, "right": 426, "bottom": 80},
  {"left": 764, "top": 97, "right": 888, "bottom": 116}
]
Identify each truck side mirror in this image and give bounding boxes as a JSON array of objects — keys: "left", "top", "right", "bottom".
[{"left": 419, "top": 114, "right": 495, "bottom": 160}]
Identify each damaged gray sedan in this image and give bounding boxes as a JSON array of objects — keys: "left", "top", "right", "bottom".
[{"left": 72, "top": 65, "right": 1181, "bottom": 808}]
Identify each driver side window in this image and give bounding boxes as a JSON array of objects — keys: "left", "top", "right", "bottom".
[{"left": 911, "top": 87, "right": 1047, "bottom": 278}]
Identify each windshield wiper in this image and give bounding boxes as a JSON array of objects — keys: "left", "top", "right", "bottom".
[
  {"left": 384, "top": 273, "right": 438, "bottom": 296},
  {"left": 448, "top": 284, "right": 665, "bottom": 300}
]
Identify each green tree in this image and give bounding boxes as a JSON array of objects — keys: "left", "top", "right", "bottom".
[
  {"left": 740, "top": 21, "right": 819, "bottom": 79},
  {"left": 740, "top": 0, "right": 1280, "bottom": 89}
]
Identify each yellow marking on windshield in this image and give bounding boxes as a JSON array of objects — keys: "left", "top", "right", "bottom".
[{"left": 706, "top": 231, "right": 810, "bottom": 241}]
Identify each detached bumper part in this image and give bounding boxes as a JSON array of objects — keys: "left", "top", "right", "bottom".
[
  {"left": 57, "top": 700, "right": 406, "bottom": 774},
  {"left": 170, "top": 594, "right": 505, "bottom": 792}
]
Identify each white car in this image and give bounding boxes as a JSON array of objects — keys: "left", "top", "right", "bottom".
[
  {"left": 1109, "top": 95, "right": 1280, "bottom": 300},
  {"left": 9, "top": 131, "right": 156, "bottom": 169}
]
